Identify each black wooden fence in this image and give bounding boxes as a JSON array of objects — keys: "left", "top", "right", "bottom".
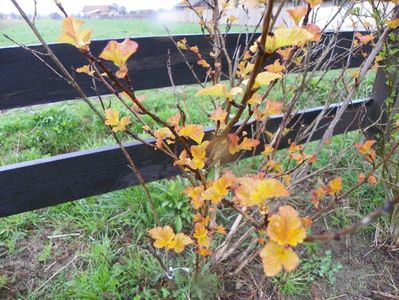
[{"left": 0, "top": 31, "right": 383, "bottom": 217}]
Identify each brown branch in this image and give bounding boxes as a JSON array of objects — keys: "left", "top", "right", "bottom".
[{"left": 306, "top": 196, "right": 399, "bottom": 241}]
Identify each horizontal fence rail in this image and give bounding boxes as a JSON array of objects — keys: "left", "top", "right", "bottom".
[
  {"left": 0, "top": 98, "right": 372, "bottom": 217},
  {"left": 0, "top": 31, "right": 375, "bottom": 217},
  {"left": 1, "top": 31, "right": 369, "bottom": 110}
]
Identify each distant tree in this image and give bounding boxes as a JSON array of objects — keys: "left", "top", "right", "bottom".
[
  {"left": 119, "top": 6, "right": 127, "bottom": 15},
  {"left": 49, "top": 12, "right": 62, "bottom": 20}
]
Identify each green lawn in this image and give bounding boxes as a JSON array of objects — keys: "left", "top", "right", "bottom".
[{"left": 0, "top": 18, "right": 244, "bottom": 47}]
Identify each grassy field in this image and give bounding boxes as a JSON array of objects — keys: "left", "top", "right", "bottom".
[
  {"left": 0, "top": 18, "right": 395, "bottom": 299},
  {"left": 0, "top": 18, "right": 246, "bottom": 47}
]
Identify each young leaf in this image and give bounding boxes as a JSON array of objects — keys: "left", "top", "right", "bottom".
[
  {"left": 99, "top": 38, "right": 139, "bottom": 78},
  {"left": 260, "top": 241, "right": 300, "bottom": 277},
  {"left": 196, "top": 84, "right": 228, "bottom": 98},
  {"left": 385, "top": 18, "right": 399, "bottom": 29},
  {"left": 286, "top": 6, "right": 308, "bottom": 26},
  {"left": 265, "top": 27, "right": 317, "bottom": 53},
  {"left": 267, "top": 205, "right": 306, "bottom": 247},
  {"left": 148, "top": 226, "right": 175, "bottom": 249},
  {"left": 179, "top": 124, "right": 205, "bottom": 144},
  {"left": 235, "top": 178, "right": 289, "bottom": 207},
  {"left": 58, "top": 17, "right": 92, "bottom": 50},
  {"left": 173, "top": 233, "right": 193, "bottom": 253},
  {"left": 253, "top": 72, "right": 282, "bottom": 89}
]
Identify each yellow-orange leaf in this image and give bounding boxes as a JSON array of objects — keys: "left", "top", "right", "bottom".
[
  {"left": 112, "top": 116, "right": 131, "bottom": 132},
  {"left": 99, "top": 38, "right": 138, "bottom": 78},
  {"left": 76, "top": 65, "right": 94, "bottom": 75},
  {"left": 262, "top": 144, "right": 274, "bottom": 156},
  {"left": 179, "top": 124, "right": 205, "bottom": 144},
  {"left": 386, "top": 18, "right": 399, "bottom": 29},
  {"left": 287, "top": 6, "right": 308, "bottom": 25},
  {"left": 265, "top": 27, "right": 317, "bottom": 54},
  {"left": 154, "top": 127, "right": 173, "bottom": 149},
  {"left": 253, "top": 72, "right": 282, "bottom": 89},
  {"left": 267, "top": 205, "right": 306, "bottom": 247},
  {"left": 277, "top": 47, "right": 293, "bottom": 60},
  {"left": 265, "top": 59, "right": 286, "bottom": 74},
  {"left": 173, "top": 233, "right": 193, "bottom": 253},
  {"left": 191, "top": 141, "right": 209, "bottom": 170},
  {"left": 194, "top": 223, "right": 210, "bottom": 248},
  {"left": 148, "top": 226, "right": 175, "bottom": 249},
  {"left": 58, "top": 17, "right": 92, "bottom": 50},
  {"left": 355, "top": 139, "right": 376, "bottom": 162},
  {"left": 355, "top": 32, "right": 374, "bottom": 45},
  {"left": 104, "top": 109, "right": 131, "bottom": 132},
  {"left": 236, "top": 178, "right": 289, "bottom": 207},
  {"left": 260, "top": 241, "right": 300, "bottom": 277},
  {"left": 327, "top": 176, "right": 342, "bottom": 195},
  {"left": 201, "top": 174, "right": 234, "bottom": 204},
  {"left": 304, "top": 0, "right": 323, "bottom": 8},
  {"left": 368, "top": 175, "right": 377, "bottom": 185},
  {"left": 184, "top": 186, "right": 205, "bottom": 209},
  {"left": 196, "top": 84, "right": 228, "bottom": 98},
  {"left": 104, "top": 108, "right": 119, "bottom": 126},
  {"left": 210, "top": 107, "right": 228, "bottom": 126},
  {"left": 265, "top": 101, "right": 284, "bottom": 116},
  {"left": 177, "top": 38, "right": 188, "bottom": 50}
]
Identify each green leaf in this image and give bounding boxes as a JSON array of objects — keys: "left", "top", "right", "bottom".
[{"left": 175, "top": 215, "right": 183, "bottom": 232}]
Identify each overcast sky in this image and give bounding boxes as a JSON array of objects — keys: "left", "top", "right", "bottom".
[{"left": 1, "top": 0, "right": 181, "bottom": 14}]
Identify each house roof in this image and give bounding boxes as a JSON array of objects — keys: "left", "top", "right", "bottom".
[{"left": 82, "top": 5, "right": 114, "bottom": 13}]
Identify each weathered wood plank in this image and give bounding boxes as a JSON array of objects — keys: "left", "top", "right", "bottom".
[
  {"left": 0, "top": 31, "right": 369, "bottom": 110},
  {"left": 0, "top": 98, "right": 371, "bottom": 217}
]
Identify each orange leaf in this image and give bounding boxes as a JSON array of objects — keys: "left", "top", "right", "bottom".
[
  {"left": 194, "top": 223, "right": 210, "bottom": 248},
  {"left": 210, "top": 107, "right": 228, "bottom": 127},
  {"left": 148, "top": 226, "right": 175, "bottom": 249},
  {"left": 154, "top": 127, "right": 173, "bottom": 149},
  {"left": 99, "top": 38, "right": 138, "bottom": 78},
  {"left": 367, "top": 175, "right": 377, "bottom": 185},
  {"left": 287, "top": 6, "right": 308, "bottom": 26},
  {"left": 236, "top": 178, "right": 289, "bottom": 207},
  {"left": 265, "top": 59, "right": 286, "bottom": 74},
  {"left": 179, "top": 124, "right": 205, "bottom": 144},
  {"left": 355, "top": 139, "right": 376, "bottom": 162},
  {"left": 173, "top": 233, "right": 193, "bottom": 253},
  {"left": 304, "top": 0, "right": 323, "bottom": 8},
  {"left": 260, "top": 241, "right": 300, "bottom": 277},
  {"left": 264, "top": 101, "right": 284, "bottom": 116},
  {"left": 228, "top": 134, "right": 260, "bottom": 154},
  {"left": 201, "top": 173, "right": 234, "bottom": 204},
  {"left": 184, "top": 185, "right": 205, "bottom": 209},
  {"left": 277, "top": 47, "right": 293, "bottom": 60},
  {"left": 104, "top": 108, "right": 131, "bottom": 132},
  {"left": 355, "top": 32, "right": 374, "bottom": 45},
  {"left": 197, "top": 59, "right": 211, "bottom": 69},
  {"left": 112, "top": 116, "right": 131, "bottom": 132},
  {"left": 58, "top": 17, "right": 92, "bottom": 50},
  {"left": 327, "top": 177, "right": 342, "bottom": 195},
  {"left": 267, "top": 205, "right": 306, "bottom": 246}
]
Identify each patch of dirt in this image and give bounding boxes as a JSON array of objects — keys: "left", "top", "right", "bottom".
[
  {"left": 317, "top": 235, "right": 399, "bottom": 299},
  {"left": 0, "top": 229, "right": 84, "bottom": 299},
  {"left": 219, "top": 231, "right": 398, "bottom": 300}
]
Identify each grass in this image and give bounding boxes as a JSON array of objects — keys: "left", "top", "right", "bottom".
[
  {"left": 0, "top": 18, "right": 246, "bottom": 47},
  {"left": 0, "top": 17, "right": 387, "bottom": 298}
]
